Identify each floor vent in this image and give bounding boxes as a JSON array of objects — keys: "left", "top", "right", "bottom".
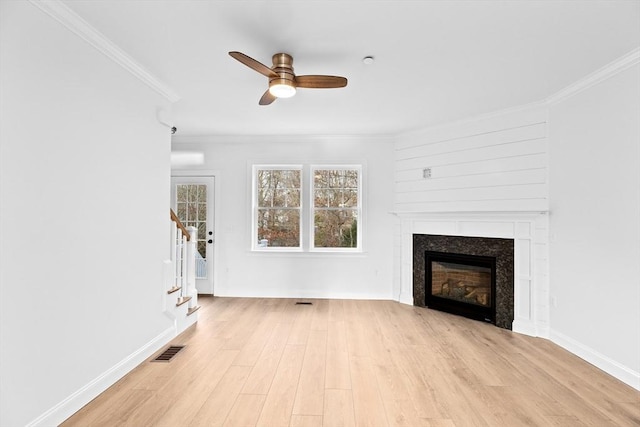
[
  {"left": 295, "top": 302, "right": 313, "bottom": 305},
  {"left": 152, "top": 345, "right": 185, "bottom": 362}
]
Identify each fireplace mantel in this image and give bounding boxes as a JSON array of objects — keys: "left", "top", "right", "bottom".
[{"left": 393, "top": 210, "right": 549, "bottom": 338}]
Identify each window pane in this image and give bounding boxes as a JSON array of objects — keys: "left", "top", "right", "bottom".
[
  {"left": 198, "top": 221, "right": 206, "bottom": 240},
  {"left": 341, "top": 189, "right": 358, "bottom": 207},
  {"left": 198, "top": 203, "right": 207, "bottom": 221},
  {"left": 257, "top": 208, "right": 300, "bottom": 247},
  {"left": 177, "top": 185, "right": 187, "bottom": 203},
  {"left": 313, "top": 168, "right": 359, "bottom": 249},
  {"left": 314, "top": 170, "right": 329, "bottom": 187},
  {"left": 188, "top": 185, "right": 198, "bottom": 202},
  {"left": 314, "top": 209, "right": 358, "bottom": 248},
  {"left": 256, "top": 167, "right": 301, "bottom": 248},
  {"left": 177, "top": 202, "right": 186, "bottom": 219},
  {"left": 197, "top": 185, "right": 206, "bottom": 202},
  {"left": 258, "top": 187, "right": 274, "bottom": 207},
  {"left": 187, "top": 203, "right": 197, "bottom": 221}
]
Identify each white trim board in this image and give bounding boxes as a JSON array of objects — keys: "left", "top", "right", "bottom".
[
  {"left": 26, "top": 327, "right": 176, "bottom": 427},
  {"left": 28, "top": 0, "right": 180, "bottom": 103},
  {"left": 545, "top": 47, "right": 640, "bottom": 105}
]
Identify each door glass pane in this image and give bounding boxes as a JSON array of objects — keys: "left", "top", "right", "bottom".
[{"left": 176, "top": 183, "right": 209, "bottom": 278}]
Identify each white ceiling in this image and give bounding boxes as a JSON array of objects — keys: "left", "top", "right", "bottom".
[{"left": 64, "top": 0, "right": 640, "bottom": 137}]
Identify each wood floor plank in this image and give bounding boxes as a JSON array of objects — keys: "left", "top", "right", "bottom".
[
  {"left": 289, "top": 414, "right": 323, "bottom": 427},
  {"left": 293, "top": 329, "right": 327, "bottom": 416},
  {"left": 60, "top": 297, "right": 640, "bottom": 427},
  {"left": 323, "top": 389, "right": 356, "bottom": 427},
  {"left": 233, "top": 313, "right": 280, "bottom": 367},
  {"left": 155, "top": 349, "right": 240, "bottom": 427},
  {"left": 256, "top": 344, "right": 306, "bottom": 426},
  {"left": 288, "top": 303, "right": 313, "bottom": 346},
  {"left": 189, "top": 365, "right": 252, "bottom": 427},
  {"left": 325, "top": 320, "right": 351, "bottom": 390},
  {"left": 349, "top": 356, "right": 389, "bottom": 426},
  {"left": 309, "top": 299, "right": 329, "bottom": 331},
  {"left": 224, "top": 393, "right": 266, "bottom": 426},
  {"left": 241, "top": 320, "right": 292, "bottom": 395}
]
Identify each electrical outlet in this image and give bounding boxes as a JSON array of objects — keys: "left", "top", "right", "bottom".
[{"left": 423, "top": 167, "right": 432, "bottom": 179}]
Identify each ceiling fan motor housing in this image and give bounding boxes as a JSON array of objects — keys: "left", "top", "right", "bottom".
[{"left": 270, "top": 53, "right": 296, "bottom": 89}]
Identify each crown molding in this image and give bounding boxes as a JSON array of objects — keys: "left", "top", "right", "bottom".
[
  {"left": 29, "top": 0, "right": 180, "bottom": 103},
  {"left": 545, "top": 47, "right": 640, "bottom": 105}
]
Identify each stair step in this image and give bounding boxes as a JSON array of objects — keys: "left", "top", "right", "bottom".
[
  {"left": 187, "top": 306, "right": 201, "bottom": 316},
  {"left": 167, "top": 286, "right": 181, "bottom": 294},
  {"left": 176, "top": 296, "right": 192, "bottom": 307}
]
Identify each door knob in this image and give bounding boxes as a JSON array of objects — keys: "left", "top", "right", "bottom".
[{"left": 208, "top": 239, "right": 213, "bottom": 244}]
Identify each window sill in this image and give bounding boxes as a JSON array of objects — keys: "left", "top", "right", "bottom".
[{"left": 248, "top": 249, "right": 367, "bottom": 258}]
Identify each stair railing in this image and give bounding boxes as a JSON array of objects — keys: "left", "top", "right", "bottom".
[{"left": 169, "top": 209, "right": 198, "bottom": 310}]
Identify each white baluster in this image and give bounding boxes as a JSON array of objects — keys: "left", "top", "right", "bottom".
[{"left": 186, "top": 226, "right": 198, "bottom": 309}]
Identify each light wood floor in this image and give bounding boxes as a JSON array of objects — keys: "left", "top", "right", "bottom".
[{"left": 63, "top": 297, "right": 640, "bottom": 426}]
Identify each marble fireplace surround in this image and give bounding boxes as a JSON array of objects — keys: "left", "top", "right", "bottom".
[
  {"left": 396, "top": 211, "right": 549, "bottom": 338},
  {"left": 414, "top": 234, "right": 514, "bottom": 329}
]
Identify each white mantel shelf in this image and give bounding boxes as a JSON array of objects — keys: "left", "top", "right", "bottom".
[{"left": 395, "top": 210, "right": 550, "bottom": 338}]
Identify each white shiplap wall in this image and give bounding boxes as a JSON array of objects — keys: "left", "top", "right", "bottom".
[{"left": 394, "top": 106, "right": 549, "bottom": 212}]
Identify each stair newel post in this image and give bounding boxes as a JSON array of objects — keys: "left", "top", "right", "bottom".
[
  {"left": 180, "top": 233, "right": 188, "bottom": 297},
  {"left": 176, "top": 227, "right": 184, "bottom": 294},
  {"left": 170, "top": 220, "right": 178, "bottom": 288},
  {"left": 186, "top": 226, "right": 198, "bottom": 309}
]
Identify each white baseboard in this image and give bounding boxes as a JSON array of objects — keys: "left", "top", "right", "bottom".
[
  {"left": 215, "top": 289, "right": 393, "bottom": 301},
  {"left": 27, "top": 327, "right": 177, "bottom": 427},
  {"left": 512, "top": 318, "right": 549, "bottom": 338},
  {"left": 550, "top": 328, "right": 640, "bottom": 391},
  {"left": 398, "top": 291, "right": 413, "bottom": 305}
]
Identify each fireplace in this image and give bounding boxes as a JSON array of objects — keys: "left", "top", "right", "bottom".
[
  {"left": 425, "top": 251, "right": 496, "bottom": 324},
  {"left": 413, "top": 234, "right": 514, "bottom": 329}
]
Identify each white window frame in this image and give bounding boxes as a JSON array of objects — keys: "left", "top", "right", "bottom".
[
  {"left": 252, "top": 164, "right": 303, "bottom": 252},
  {"left": 310, "top": 165, "right": 362, "bottom": 253},
  {"left": 252, "top": 164, "right": 363, "bottom": 253}
]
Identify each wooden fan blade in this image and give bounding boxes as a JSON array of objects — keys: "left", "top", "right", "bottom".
[
  {"left": 296, "top": 75, "right": 348, "bottom": 89},
  {"left": 259, "top": 90, "right": 277, "bottom": 105},
  {"left": 229, "top": 51, "right": 278, "bottom": 79}
]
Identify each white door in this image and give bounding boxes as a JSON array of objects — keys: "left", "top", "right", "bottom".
[{"left": 171, "top": 176, "right": 215, "bottom": 294}]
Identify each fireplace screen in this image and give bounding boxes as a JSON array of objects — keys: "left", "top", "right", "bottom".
[{"left": 425, "top": 251, "right": 496, "bottom": 323}]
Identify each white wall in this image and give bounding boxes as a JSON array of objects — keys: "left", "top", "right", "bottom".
[
  {"left": 172, "top": 136, "right": 395, "bottom": 300},
  {"left": 548, "top": 62, "right": 640, "bottom": 388},
  {"left": 0, "top": 3, "right": 173, "bottom": 425}
]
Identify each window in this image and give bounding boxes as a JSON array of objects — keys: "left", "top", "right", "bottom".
[
  {"left": 254, "top": 166, "right": 302, "bottom": 249},
  {"left": 253, "top": 164, "right": 361, "bottom": 252},
  {"left": 312, "top": 167, "right": 360, "bottom": 250}
]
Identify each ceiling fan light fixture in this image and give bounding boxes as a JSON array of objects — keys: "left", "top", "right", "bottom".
[{"left": 269, "top": 81, "right": 296, "bottom": 98}]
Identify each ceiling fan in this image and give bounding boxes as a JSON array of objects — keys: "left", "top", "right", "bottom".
[{"left": 229, "top": 51, "right": 348, "bottom": 105}]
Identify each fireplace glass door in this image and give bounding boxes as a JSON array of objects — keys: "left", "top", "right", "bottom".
[{"left": 425, "top": 251, "right": 496, "bottom": 323}]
